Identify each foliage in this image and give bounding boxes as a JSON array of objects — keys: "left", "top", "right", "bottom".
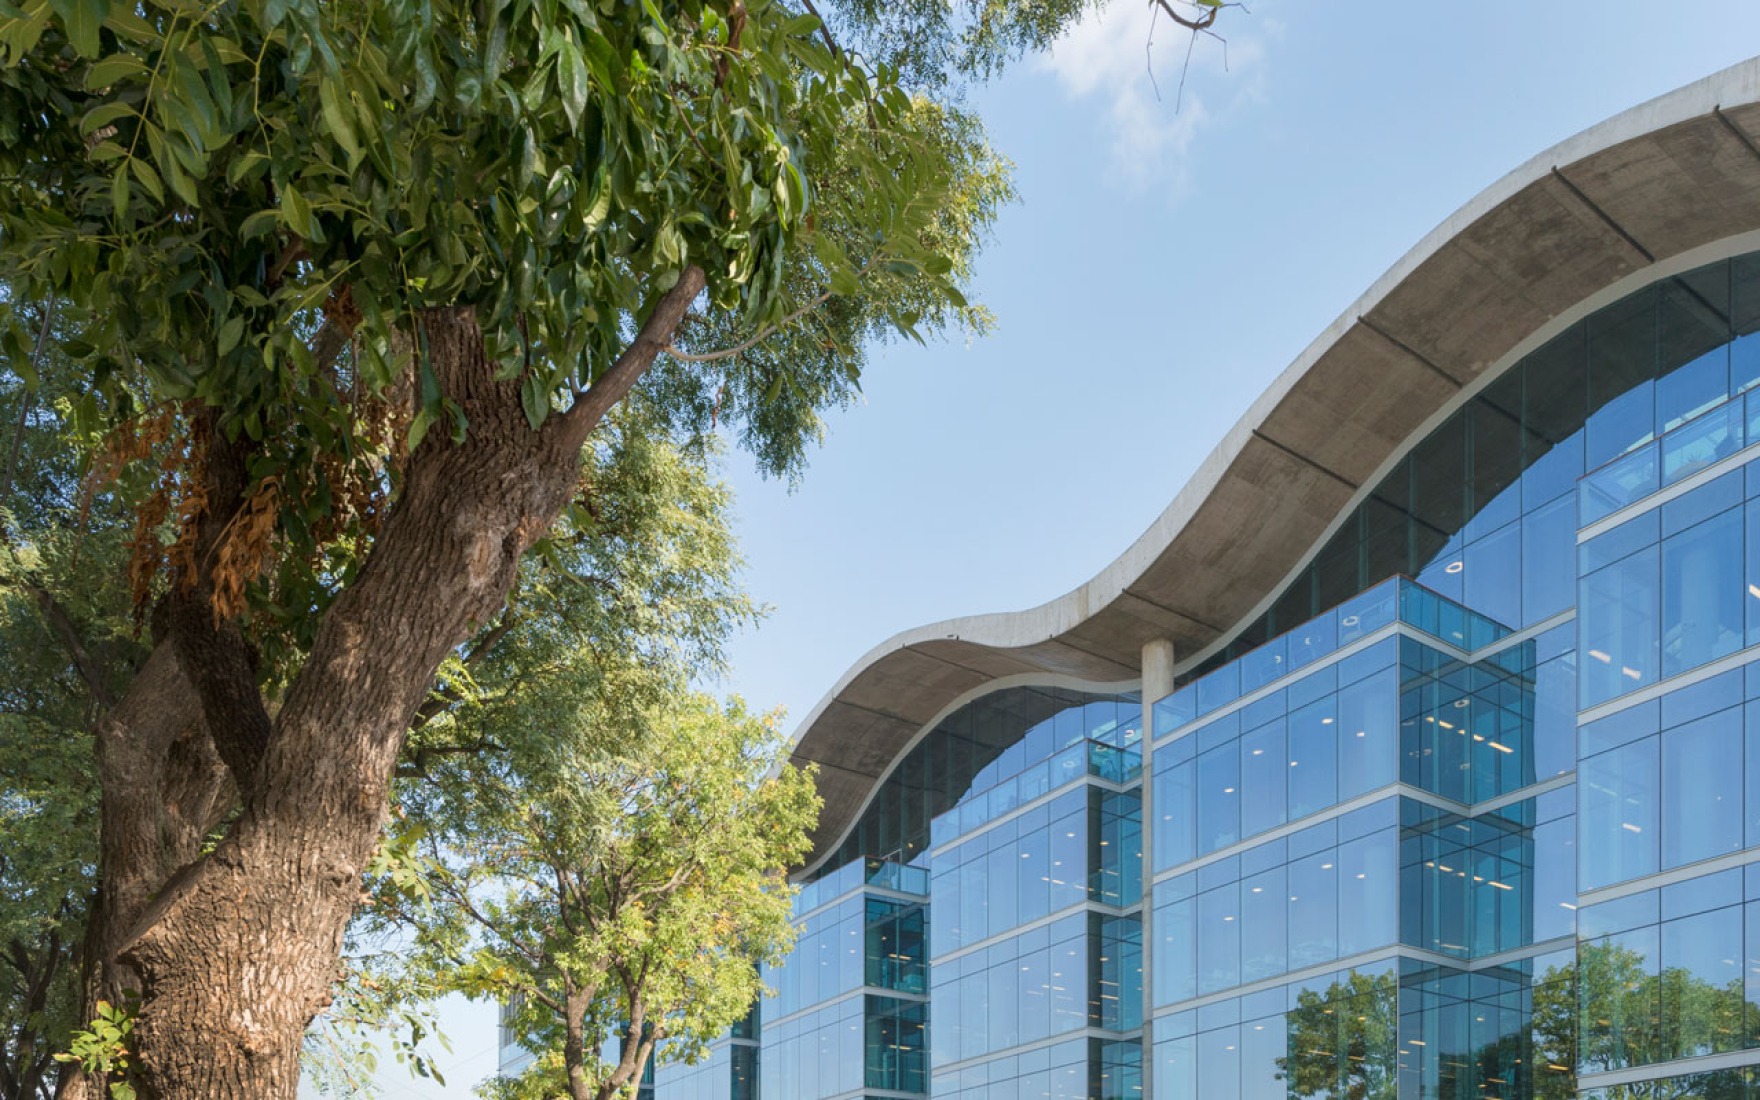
[
  {"left": 1278, "top": 969, "right": 1399, "bottom": 1100},
  {"left": 393, "top": 692, "right": 817, "bottom": 1100},
  {"left": 51, "top": 1001, "right": 135, "bottom": 1100},
  {"left": 0, "top": 322, "right": 142, "bottom": 1100}
]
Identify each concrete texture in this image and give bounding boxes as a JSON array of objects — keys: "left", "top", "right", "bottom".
[{"left": 790, "top": 57, "right": 1760, "bottom": 873}]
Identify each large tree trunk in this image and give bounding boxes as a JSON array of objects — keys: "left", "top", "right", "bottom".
[{"left": 76, "top": 275, "right": 703, "bottom": 1099}]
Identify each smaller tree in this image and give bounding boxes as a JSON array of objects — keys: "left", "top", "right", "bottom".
[{"left": 397, "top": 692, "right": 817, "bottom": 1100}]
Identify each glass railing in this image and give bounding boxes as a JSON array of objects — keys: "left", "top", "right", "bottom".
[
  {"left": 1153, "top": 577, "right": 1510, "bottom": 740},
  {"left": 1579, "top": 387, "right": 1760, "bottom": 525},
  {"left": 863, "top": 858, "right": 928, "bottom": 897},
  {"left": 928, "top": 738, "right": 1142, "bottom": 849}
]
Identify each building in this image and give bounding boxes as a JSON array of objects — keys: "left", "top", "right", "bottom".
[{"left": 647, "top": 59, "right": 1760, "bottom": 1100}]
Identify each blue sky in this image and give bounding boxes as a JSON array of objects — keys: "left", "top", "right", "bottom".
[{"left": 355, "top": 5, "right": 1760, "bottom": 1095}]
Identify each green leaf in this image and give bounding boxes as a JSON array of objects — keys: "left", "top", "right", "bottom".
[
  {"left": 280, "top": 184, "right": 316, "bottom": 240},
  {"left": 83, "top": 53, "right": 147, "bottom": 90},
  {"left": 217, "top": 316, "right": 243, "bottom": 356},
  {"left": 63, "top": 0, "right": 107, "bottom": 59},
  {"left": 519, "top": 371, "right": 548, "bottom": 430},
  {"left": 78, "top": 101, "right": 135, "bottom": 135},
  {"left": 318, "top": 77, "right": 362, "bottom": 167},
  {"left": 556, "top": 41, "right": 588, "bottom": 130},
  {"left": 109, "top": 165, "right": 129, "bottom": 221}
]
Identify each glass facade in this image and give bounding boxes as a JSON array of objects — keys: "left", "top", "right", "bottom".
[{"left": 636, "top": 252, "right": 1760, "bottom": 1099}]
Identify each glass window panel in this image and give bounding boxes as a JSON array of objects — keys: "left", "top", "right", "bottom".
[
  {"left": 1579, "top": 926, "right": 1660, "bottom": 1073},
  {"left": 1663, "top": 469, "right": 1744, "bottom": 536},
  {"left": 1338, "top": 667, "right": 1397, "bottom": 800},
  {"left": 1154, "top": 1036, "right": 1197, "bottom": 1100},
  {"left": 1580, "top": 545, "right": 1661, "bottom": 707},
  {"left": 1240, "top": 867, "right": 1287, "bottom": 984},
  {"left": 1196, "top": 1025, "right": 1241, "bottom": 1100},
  {"left": 1197, "top": 746, "right": 1240, "bottom": 856},
  {"left": 1660, "top": 708, "right": 1743, "bottom": 870},
  {"left": 1337, "top": 828, "right": 1397, "bottom": 957},
  {"left": 1154, "top": 898, "right": 1196, "bottom": 1008},
  {"left": 1661, "top": 507, "right": 1744, "bottom": 678},
  {"left": 1660, "top": 906, "right": 1745, "bottom": 1059},
  {"left": 1581, "top": 441, "right": 1658, "bottom": 525},
  {"left": 1196, "top": 885, "right": 1240, "bottom": 995},
  {"left": 1533, "top": 815, "right": 1577, "bottom": 943},
  {"left": 1523, "top": 495, "right": 1577, "bottom": 626},
  {"left": 1469, "top": 391, "right": 1525, "bottom": 541},
  {"left": 1658, "top": 344, "right": 1731, "bottom": 433},
  {"left": 1288, "top": 851, "right": 1339, "bottom": 970},
  {"left": 1746, "top": 499, "right": 1760, "bottom": 649},
  {"left": 1239, "top": 1015, "right": 1286, "bottom": 1100},
  {"left": 1663, "top": 401, "right": 1744, "bottom": 486},
  {"left": 1463, "top": 521, "right": 1522, "bottom": 629},
  {"left": 1240, "top": 719, "right": 1287, "bottom": 840},
  {"left": 1153, "top": 758, "right": 1195, "bottom": 875},
  {"left": 1579, "top": 737, "right": 1660, "bottom": 891},
  {"left": 1288, "top": 698, "right": 1339, "bottom": 821},
  {"left": 1523, "top": 326, "right": 1588, "bottom": 507}
]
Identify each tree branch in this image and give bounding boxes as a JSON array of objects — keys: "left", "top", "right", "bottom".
[
  {"left": 18, "top": 577, "right": 117, "bottom": 708},
  {"left": 663, "top": 286, "right": 836, "bottom": 364},
  {"left": 165, "top": 421, "right": 271, "bottom": 791},
  {"left": 557, "top": 266, "right": 707, "bottom": 448}
]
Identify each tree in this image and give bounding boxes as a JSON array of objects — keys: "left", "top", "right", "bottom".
[
  {"left": 416, "top": 694, "right": 815, "bottom": 1100},
  {"left": 0, "top": 0, "right": 1003, "bottom": 1094}
]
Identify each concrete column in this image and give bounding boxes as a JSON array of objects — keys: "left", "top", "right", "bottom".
[{"left": 1139, "top": 637, "right": 1176, "bottom": 1095}]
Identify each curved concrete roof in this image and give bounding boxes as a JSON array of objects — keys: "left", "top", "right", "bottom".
[{"left": 791, "top": 57, "right": 1760, "bottom": 867}]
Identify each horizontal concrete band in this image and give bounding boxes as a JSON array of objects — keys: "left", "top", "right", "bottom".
[{"left": 790, "top": 57, "right": 1760, "bottom": 873}]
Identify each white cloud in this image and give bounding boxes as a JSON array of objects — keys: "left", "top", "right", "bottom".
[{"left": 1039, "top": 0, "right": 1264, "bottom": 189}]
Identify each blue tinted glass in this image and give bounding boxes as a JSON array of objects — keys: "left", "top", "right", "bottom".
[
  {"left": 1196, "top": 710, "right": 1241, "bottom": 755},
  {"left": 1155, "top": 690, "right": 1196, "bottom": 739},
  {"left": 1661, "top": 468, "right": 1743, "bottom": 535},
  {"left": 1586, "top": 382, "right": 1657, "bottom": 472},
  {"left": 1523, "top": 495, "right": 1577, "bottom": 625},
  {"left": 1747, "top": 501, "right": 1760, "bottom": 648},
  {"left": 1661, "top": 668, "right": 1742, "bottom": 727},
  {"left": 1463, "top": 521, "right": 1521, "bottom": 628},
  {"left": 1579, "top": 698, "right": 1658, "bottom": 758},
  {"left": 1338, "top": 581, "right": 1397, "bottom": 644},
  {"left": 1287, "top": 699, "right": 1338, "bottom": 821},
  {"left": 1195, "top": 663, "right": 1241, "bottom": 718},
  {"left": 1581, "top": 510, "right": 1659, "bottom": 573},
  {"left": 1337, "top": 668, "right": 1397, "bottom": 800},
  {"left": 1580, "top": 544, "right": 1661, "bottom": 706},
  {"left": 1336, "top": 829, "right": 1397, "bottom": 957},
  {"left": 1660, "top": 709, "right": 1743, "bottom": 868},
  {"left": 1287, "top": 852, "right": 1337, "bottom": 969},
  {"left": 1658, "top": 345, "right": 1730, "bottom": 432},
  {"left": 1579, "top": 736, "right": 1660, "bottom": 890},
  {"left": 1240, "top": 689, "right": 1285, "bottom": 731},
  {"left": 1663, "top": 404, "right": 1744, "bottom": 487},
  {"left": 1578, "top": 890, "right": 1658, "bottom": 939},
  {"left": 1288, "top": 664, "right": 1336, "bottom": 709},
  {"left": 1661, "top": 868, "right": 1742, "bottom": 919},
  {"left": 1288, "top": 612, "right": 1338, "bottom": 672},
  {"left": 1196, "top": 886, "right": 1239, "bottom": 995},
  {"left": 1239, "top": 720, "right": 1287, "bottom": 840},
  {"left": 1239, "top": 636, "right": 1287, "bottom": 693},
  {"left": 1661, "top": 906, "right": 1745, "bottom": 1057},
  {"left": 1196, "top": 747, "right": 1239, "bottom": 856},
  {"left": 1336, "top": 636, "right": 1397, "bottom": 687},
  {"left": 1239, "top": 868, "right": 1286, "bottom": 983},
  {"left": 1660, "top": 507, "right": 1743, "bottom": 678},
  {"left": 1581, "top": 439, "right": 1658, "bottom": 524}
]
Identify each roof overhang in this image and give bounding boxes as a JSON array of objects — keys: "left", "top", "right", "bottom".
[{"left": 791, "top": 57, "right": 1760, "bottom": 869}]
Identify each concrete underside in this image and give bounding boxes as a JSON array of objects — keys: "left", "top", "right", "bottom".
[{"left": 791, "top": 58, "right": 1760, "bottom": 869}]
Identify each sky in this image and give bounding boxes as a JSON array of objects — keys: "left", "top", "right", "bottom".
[{"left": 356, "top": 3, "right": 1760, "bottom": 1095}]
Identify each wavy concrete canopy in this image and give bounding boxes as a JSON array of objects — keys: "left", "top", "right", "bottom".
[{"left": 790, "top": 58, "right": 1760, "bottom": 868}]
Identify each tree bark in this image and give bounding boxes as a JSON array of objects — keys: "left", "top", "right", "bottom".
[{"left": 79, "top": 271, "right": 704, "bottom": 1099}]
